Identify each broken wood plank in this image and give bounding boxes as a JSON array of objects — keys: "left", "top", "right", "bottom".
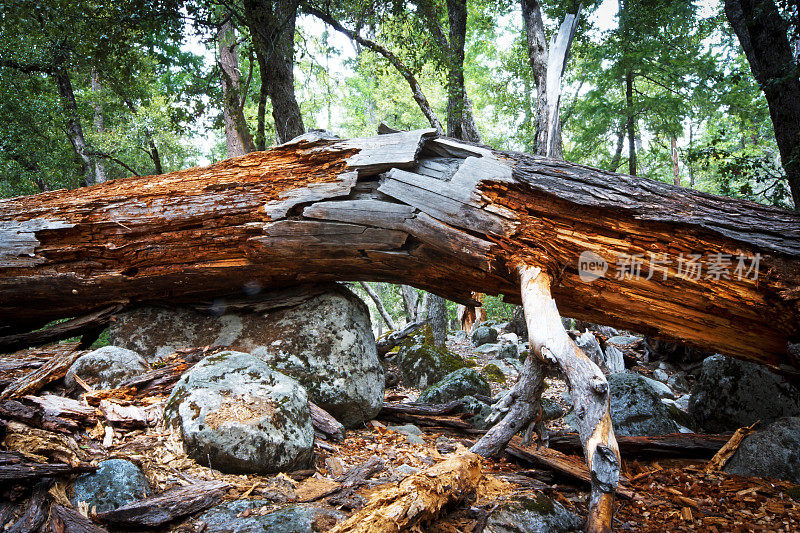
[
  {"left": 548, "top": 431, "right": 731, "bottom": 458},
  {"left": 0, "top": 399, "right": 81, "bottom": 434},
  {"left": 505, "top": 437, "right": 634, "bottom": 500},
  {"left": 310, "top": 401, "right": 345, "bottom": 441},
  {"left": 329, "top": 447, "right": 480, "bottom": 533},
  {"left": 0, "top": 453, "right": 96, "bottom": 481},
  {"left": 0, "top": 305, "right": 122, "bottom": 353},
  {"left": 705, "top": 422, "right": 760, "bottom": 473},
  {"left": 94, "top": 481, "right": 230, "bottom": 528},
  {"left": 0, "top": 348, "right": 85, "bottom": 401},
  {"left": 47, "top": 504, "right": 109, "bottom": 533}
]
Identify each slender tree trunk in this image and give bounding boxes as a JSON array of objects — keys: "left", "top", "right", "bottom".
[
  {"left": 53, "top": 68, "right": 98, "bottom": 186},
  {"left": 610, "top": 124, "right": 625, "bottom": 171},
  {"left": 671, "top": 136, "right": 680, "bottom": 186},
  {"left": 243, "top": 0, "right": 304, "bottom": 144},
  {"left": 688, "top": 122, "right": 695, "bottom": 188},
  {"left": 256, "top": 82, "right": 267, "bottom": 151},
  {"left": 219, "top": 17, "right": 256, "bottom": 156},
  {"left": 359, "top": 282, "right": 397, "bottom": 330},
  {"left": 306, "top": 5, "right": 445, "bottom": 135},
  {"left": 723, "top": 0, "right": 800, "bottom": 210},
  {"left": 625, "top": 70, "right": 637, "bottom": 176},
  {"left": 401, "top": 285, "right": 419, "bottom": 322},
  {"left": 426, "top": 294, "right": 448, "bottom": 348},
  {"left": 521, "top": 0, "right": 549, "bottom": 156},
  {"left": 90, "top": 69, "right": 107, "bottom": 183}
]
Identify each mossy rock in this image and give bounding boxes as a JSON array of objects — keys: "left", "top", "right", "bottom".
[
  {"left": 481, "top": 363, "right": 506, "bottom": 384},
  {"left": 396, "top": 325, "right": 467, "bottom": 389},
  {"left": 485, "top": 494, "right": 582, "bottom": 532},
  {"left": 417, "top": 368, "right": 491, "bottom": 404}
]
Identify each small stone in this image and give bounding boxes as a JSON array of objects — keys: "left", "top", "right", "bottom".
[
  {"left": 64, "top": 346, "right": 149, "bottom": 391},
  {"left": 71, "top": 459, "right": 150, "bottom": 513},
  {"left": 198, "top": 501, "right": 343, "bottom": 533},
  {"left": 498, "top": 342, "right": 518, "bottom": 359},
  {"left": 667, "top": 371, "right": 690, "bottom": 392},
  {"left": 396, "top": 464, "right": 420, "bottom": 477},
  {"left": 652, "top": 368, "right": 669, "bottom": 382}
]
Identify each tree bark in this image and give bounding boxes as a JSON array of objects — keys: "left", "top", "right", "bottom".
[
  {"left": 723, "top": 0, "right": 800, "bottom": 209},
  {"left": 219, "top": 17, "right": 256, "bottom": 156},
  {"left": 2, "top": 129, "right": 800, "bottom": 374},
  {"left": 242, "top": 0, "right": 304, "bottom": 144},
  {"left": 521, "top": 0, "right": 549, "bottom": 156}
]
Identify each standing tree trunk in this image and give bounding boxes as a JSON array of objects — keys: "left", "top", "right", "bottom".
[
  {"left": 53, "top": 68, "right": 99, "bottom": 186},
  {"left": 723, "top": 0, "right": 800, "bottom": 209},
  {"left": 426, "top": 294, "right": 448, "bottom": 348},
  {"left": 219, "top": 17, "right": 256, "bottom": 156},
  {"left": 90, "top": 69, "right": 107, "bottom": 183},
  {"left": 243, "top": 0, "right": 305, "bottom": 144},
  {"left": 359, "top": 282, "right": 397, "bottom": 330},
  {"left": 625, "top": 70, "right": 637, "bottom": 176},
  {"left": 671, "top": 136, "right": 680, "bottom": 186},
  {"left": 521, "top": 0, "right": 581, "bottom": 157}
]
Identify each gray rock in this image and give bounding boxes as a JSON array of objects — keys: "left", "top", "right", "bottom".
[
  {"left": 641, "top": 375, "right": 675, "bottom": 399},
  {"left": 396, "top": 327, "right": 467, "bottom": 389},
  {"left": 461, "top": 395, "right": 494, "bottom": 430},
  {"left": 164, "top": 351, "right": 314, "bottom": 474},
  {"left": 667, "top": 371, "right": 690, "bottom": 392},
  {"left": 652, "top": 368, "right": 669, "bottom": 382},
  {"left": 484, "top": 495, "right": 582, "bottom": 533},
  {"left": 607, "top": 335, "right": 643, "bottom": 348},
  {"left": 689, "top": 354, "right": 800, "bottom": 432},
  {"left": 65, "top": 346, "right": 149, "bottom": 391},
  {"left": 71, "top": 459, "right": 150, "bottom": 513},
  {"left": 499, "top": 332, "right": 519, "bottom": 344},
  {"left": 396, "top": 464, "right": 420, "bottom": 477},
  {"left": 675, "top": 394, "right": 690, "bottom": 412},
  {"left": 112, "top": 286, "right": 384, "bottom": 427},
  {"left": 661, "top": 398, "right": 693, "bottom": 429},
  {"left": 474, "top": 343, "right": 502, "bottom": 355},
  {"left": 568, "top": 373, "right": 678, "bottom": 436},
  {"left": 498, "top": 342, "right": 518, "bottom": 359},
  {"left": 472, "top": 326, "right": 498, "bottom": 347},
  {"left": 724, "top": 418, "right": 800, "bottom": 483},
  {"left": 418, "top": 368, "right": 491, "bottom": 404},
  {"left": 198, "top": 501, "right": 343, "bottom": 533},
  {"left": 388, "top": 425, "right": 424, "bottom": 445},
  {"left": 486, "top": 358, "right": 522, "bottom": 382},
  {"left": 541, "top": 398, "right": 565, "bottom": 420}
]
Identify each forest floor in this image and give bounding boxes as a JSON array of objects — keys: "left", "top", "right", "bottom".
[{"left": 2, "top": 340, "right": 800, "bottom": 532}]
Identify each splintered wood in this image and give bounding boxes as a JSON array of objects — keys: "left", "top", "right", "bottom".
[{"left": 329, "top": 447, "right": 482, "bottom": 533}]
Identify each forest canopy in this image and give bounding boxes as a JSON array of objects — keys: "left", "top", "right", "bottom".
[{"left": 0, "top": 0, "right": 798, "bottom": 211}]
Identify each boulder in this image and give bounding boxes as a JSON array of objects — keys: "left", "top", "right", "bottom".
[
  {"left": 417, "top": 368, "right": 491, "bottom": 404},
  {"left": 198, "top": 500, "right": 343, "bottom": 533},
  {"left": 486, "top": 358, "right": 522, "bottom": 382},
  {"left": 461, "top": 395, "right": 494, "bottom": 430},
  {"left": 541, "top": 397, "right": 565, "bottom": 420},
  {"left": 71, "top": 459, "right": 150, "bottom": 513},
  {"left": 689, "top": 354, "right": 800, "bottom": 432},
  {"left": 64, "top": 346, "right": 149, "bottom": 391},
  {"left": 484, "top": 495, "right": 582, "bottom": 533},
  {"left": 481, "top": 363, "right": 506, "bottom": 384},
  {"left": 396, "top": 326, "right": 467, "bottom": 389},
  {"left": 568, "top": 373, "right": 678, "bottom": 436},
  {"left": 472, "top": 326, "right": 498, "bottom": 347},
  {"left": 113, "top": 285, "right": 384, "bottom": 427},
  {"left": 164, "top": 351, "right": 314, "bottom": 474},
  {"left": 498, "top": 342, "right": 518, "bottom": 359},
  {"left": 723, "top": 418, "right": 800, "bottom": 483}
]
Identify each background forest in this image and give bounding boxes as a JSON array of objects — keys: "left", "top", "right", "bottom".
[{"left": 1, "top": 0, "right": 798, "bottom": 328}]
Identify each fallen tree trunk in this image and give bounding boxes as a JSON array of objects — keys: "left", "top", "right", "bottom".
[{"left": 1, "top": 129, "right": 799, "bottom": 369}]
